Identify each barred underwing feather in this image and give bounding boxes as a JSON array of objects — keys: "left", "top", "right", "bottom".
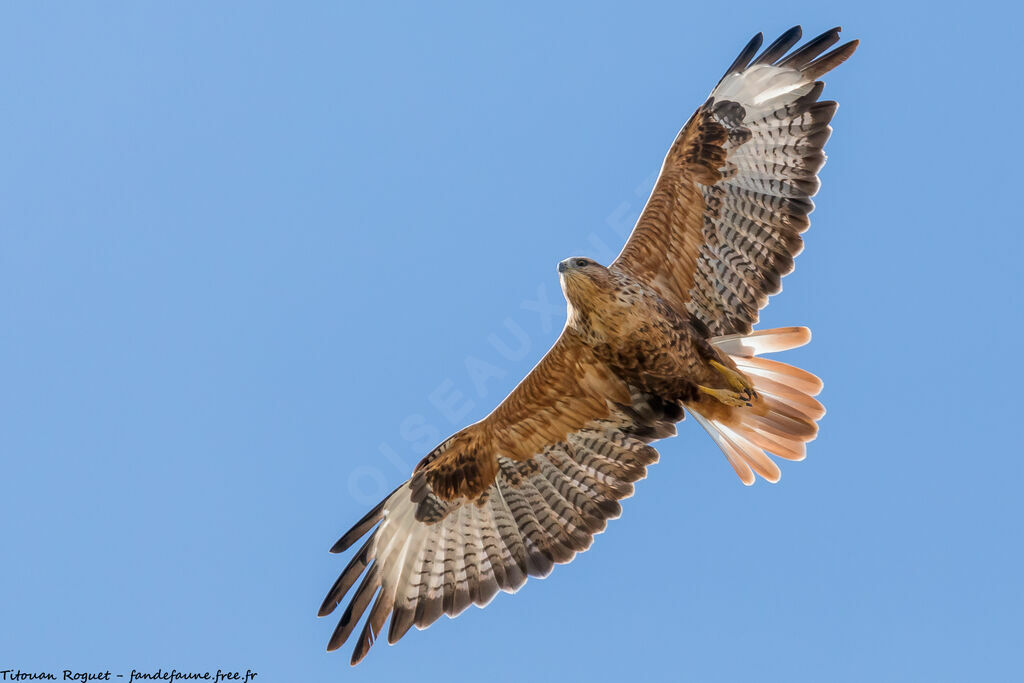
[
  {"left": 505, "top": 485, "right": 555, "bottom": 578},
  {"left": 488, "top": 485, "right": 529, "bottom": 587},
  {"left": 470, "top": 504, "right": 502, "bottom": 606},
  {"left": 443, "top": 507, "right": 471, "bottom": 616},
  {"left": 519, "top": 475, "right": 578, "bottom": 562}
]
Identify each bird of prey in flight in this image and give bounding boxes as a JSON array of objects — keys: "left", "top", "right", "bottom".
[{"left": 320, "top": 25, "right": 858, "bottom": 664}]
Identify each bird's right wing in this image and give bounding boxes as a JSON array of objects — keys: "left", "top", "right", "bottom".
[{"left": 319, "top": 332, "right": 683, "bottom": 664}]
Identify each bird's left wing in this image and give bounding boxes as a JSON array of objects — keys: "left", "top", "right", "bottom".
[
  {"left": 319, "top": 332, "right": 682, "bottom": 664},
  {"left": 613, "top": 26, "right": 857, "bottom": 336}
]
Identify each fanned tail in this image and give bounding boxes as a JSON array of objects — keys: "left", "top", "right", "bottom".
[{"left": 691, "top": 326, "right": 824, "bottom": 485}]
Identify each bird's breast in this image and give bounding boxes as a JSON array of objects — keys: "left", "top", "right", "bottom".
[{"left": 578, "top": 295, "right": 696, "bottom": 382}]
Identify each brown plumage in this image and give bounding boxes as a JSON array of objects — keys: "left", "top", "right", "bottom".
[{"left": 320, "top": 26, "right": 856, "bottom": 664}]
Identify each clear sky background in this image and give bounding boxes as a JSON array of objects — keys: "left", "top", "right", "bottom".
[{"left": 2, "top": 2, "right": 1021, "bottom": 682}]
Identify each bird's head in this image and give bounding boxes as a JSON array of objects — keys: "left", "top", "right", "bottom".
[{"left": 558, "top": 256, "right": 613, "bottom": 314}]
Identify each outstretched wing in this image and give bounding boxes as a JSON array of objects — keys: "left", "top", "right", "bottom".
[
  {"left": 319, "top": 332, "right": 683, "bottom": 664},
  {"left": 613, "top": 26, "right": 858, "bottom": 336}
]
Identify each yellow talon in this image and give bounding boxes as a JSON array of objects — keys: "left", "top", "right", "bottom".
[
  {"left": 697, "top": 384, "right": 752, "bottom": 407},
  {"left": 709, "top": 359, "right": 755, "bottom": 395},
  {"left": 699, "top": 359, "right": 757, "bottom": 406}
]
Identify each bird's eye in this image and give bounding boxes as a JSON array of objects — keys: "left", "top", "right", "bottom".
[{"left": 576, "top": 259, "right": 588, "bottom": 267}]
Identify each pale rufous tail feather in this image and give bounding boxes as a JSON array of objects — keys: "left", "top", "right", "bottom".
[{"left": 691, "top": 326, "right": 824, "bottom": 485}]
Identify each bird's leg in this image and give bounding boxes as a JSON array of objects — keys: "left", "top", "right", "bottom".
[
  {"left": 710, "top": 360, "right": 756, "bottom": 395},
  {"left": 696, "top": 360, "right": 757, "bottom": 407}
]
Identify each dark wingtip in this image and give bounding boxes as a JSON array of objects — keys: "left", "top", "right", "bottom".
[
  {"left": 718, "top": 32, "right": 763, "bottom": 84},
  {"left": 803, "top": 39, "right": 860, "bottom": 79},
  {"left": 752, "top": 25, "right": 803, "bottom": 65},
  {"left": 329, "top": 485, "right": 400, "bottom": 553},
  {"left": 351, "top": 623, "right": 376, "bottom": 666},
  {"left": 328, "top": 537, "right": 351, "bottom": 554},
  {"left": 317, "top": 599, "right": 335, "bottom": 618},
  {"left": 319, "top": 534, "right": 376, "bottom": 619},
  {"left": 326, "top": 622, "right": 343, "bottom": 651},
  {"left": 718, "top": 26, "right": 857, "bottom": 86},
  {"left": 779, "top": 26, "right": 843, "bottom": 70}
]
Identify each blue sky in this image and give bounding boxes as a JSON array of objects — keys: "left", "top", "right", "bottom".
[{"left": 2, "top": 2, "right": 1021, "bottom": 681}]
